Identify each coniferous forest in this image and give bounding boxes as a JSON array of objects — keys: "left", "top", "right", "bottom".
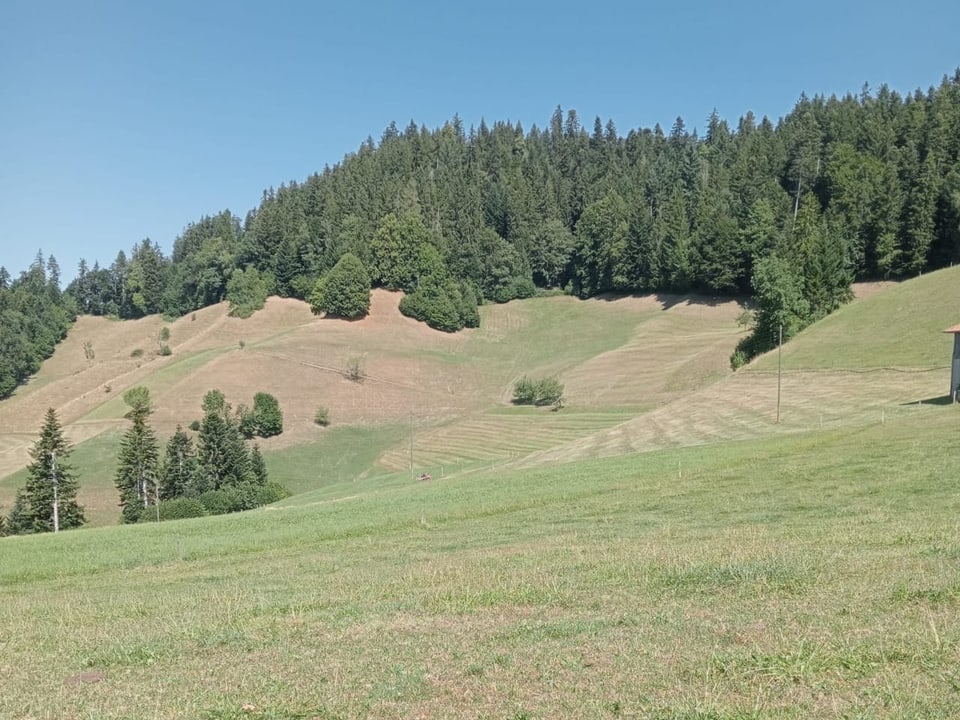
[{"left": 3, "top": 72, "right": 960, "bottom": 397}]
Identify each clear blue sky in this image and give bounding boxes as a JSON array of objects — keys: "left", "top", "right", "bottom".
[{"left": 2, "top": 0, "right": 958, "bottom": 281}]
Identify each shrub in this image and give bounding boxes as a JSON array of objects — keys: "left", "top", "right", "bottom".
[
  {"left": 344, "top": 356, "right": 365, "bottom": 383},
  {"left": 512, "top": 375, "right": 565, "bottom": 407},
  {"left": 512, "top": 376, "right": 539, "bottom": 405},
  {"left": 83, "top": 341, "right": 95, "bottom": 360},
  {"left": 236, "top": 394, "right": 283, "bottom": 438},
  {"left": 197, "top": 483, "right": 288, "bottom": 516},
  {"left": 535, "top": 376, "right": 564, "bottom": 406},
  {"left": 730, "top": 348, "right": 749, "bottom": 370},
  {"left": 188, "top": 420, "right": 201, "bottom": 431},
  {"left": 140, "top": 498, "right": 207, "bottom": 522},
  {"left": 249, "top": 482, "right": 291, "bottom": 506},
  {"left": 399, "top": 276, "right": 480, "bottom": 332},
  {"left": 159, "top": 327, "right": 170, "bottom": 341},
  {"left": 314, "top": 406, "right": 330, "bottom": 426},
  {"left": 158, "top": 344, "right": 172, "bottom": 356},
  {"left": 130, "top": 348, "right": 144, "bottom": 358},
  {"left": 309, "top": 253, "right": 370, "bottom": 319},
  {"left": 198, "top": 488, "right": 247, "bottom": 516},
  {"left": 236, "top": 403, "right": 256, "bottom": 439},
  {"left": 252, "top": 392, "right": 283, "bottom": 437}
]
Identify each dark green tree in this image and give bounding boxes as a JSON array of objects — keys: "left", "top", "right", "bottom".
[
  {"left": 250, "top": 444, "right": 268, "bottom": 486},
  {"left": 369, "top": 212, "right": 430, "bottom": 290},
  {"left": 126, "top": 239, "right": 169, "bottom": 317},
  {"left": 309, "top": 253, "right": 370, "bottom": 319},
  {"left": 252, "top": 392, "right": 283, "bottom": 438},
  {"left": 115, "top": 387, "right": 161, "bottom": 523},
  {"left": 573, "top": 191, "right": 630, "bottom": 296},
  {"left": 529, "top": 218, "right": 574, "bottom": 287},
  {"left": 159, "top": 426, "right": 201, "bottom": 499},
  {"left": 197, "top": 390, "right": 252, "bottom": 489},
  {"left": 736, "top": 255, "right": 812, "bottom": 361},
  {"left": 6, "top": 491, "right": 31, "bottom": 535},
  {"left": 18, "top": 408, "right": 84, "bottom": 533},
  {"left": 225, "top": 266, "right": 269, "bottom": 318}
]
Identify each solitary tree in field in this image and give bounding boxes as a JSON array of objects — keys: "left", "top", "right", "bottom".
[
  {"left": 252, "top": 392, "right": 283, "bottom": 437},
  {"left": 19, "top": 408, "right": 85, "bottom": 533},
  {"left": 115, "top": 387, "right": 161, "bottom": 523}
]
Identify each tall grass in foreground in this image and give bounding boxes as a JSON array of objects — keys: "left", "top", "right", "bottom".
[{"left": 1, "top": 408, "right": 959, "bottom": 718}]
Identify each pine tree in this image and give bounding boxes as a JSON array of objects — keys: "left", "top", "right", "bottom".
[
  {"left": 20, "top": 408, "right": 84, "bottom": 533},
  {"left": 115, "top": 387, "right": 160, "bottom": 523},
  {"left": 250, "top": 444, "right": 268, "bottom": 486},
  {"left": 6, "top": 491, "right": 31, "bottom": 535},
  {"left": 198, "top": 390, "right": 252, "bottom": 489},
  {"left": 160, "top": 426, "right": 200, "bottom": 499}
]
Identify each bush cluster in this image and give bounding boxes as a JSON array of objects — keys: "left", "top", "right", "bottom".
[
  {"left": 197, "top": 482, "right": 289, "bottom": 515},
  {"left": 139, "top": 497, "right": 207, "bottom": 522},
  {"left": 399, "top": 277, "right": 479, "bottom": 332},
  {"left": 139, "top": 483, "right": 289, "bottom": 522},
  {"left": 237, "top": 392, "right": 283, "bottom": 439},
  {"left": 512, "top": 375, "right": 565, "bottom": 406}
]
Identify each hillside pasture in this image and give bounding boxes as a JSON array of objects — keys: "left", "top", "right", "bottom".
[{"left": 0, "top": 290, "right": 747, "bottom": 523}]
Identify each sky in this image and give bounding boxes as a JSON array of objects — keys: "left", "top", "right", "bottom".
[{"left": 2, "top": 0, "right": 958, "bottom": 282}]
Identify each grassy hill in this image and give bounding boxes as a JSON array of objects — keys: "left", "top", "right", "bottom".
[
  {"left": 0, "top": 289, "right": 746, "bottom": 525},
  {"left": 3, "top": 273, "right": 960, "bottom": 717},
  {"left": 750, "top": 266, "right": 959, "bottom": 371},
  {"left": 1, "top": 403, "right": 958, "bottom": 719},
  {"left": 519, "top": 268, "right": 959, "bottom": 467}
]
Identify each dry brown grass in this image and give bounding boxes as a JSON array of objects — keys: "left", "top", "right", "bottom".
[{"left": 0, "top": 288, "right": 751, "bottom": 521}]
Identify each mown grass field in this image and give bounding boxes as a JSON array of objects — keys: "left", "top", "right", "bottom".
[
  {"left": 1, "top": 406, "right": 958, "bottom": 719},
  {"left": 3, "top": 271, "right": 960, "bottom": 717},
  {"left": 750, "top": 266, "right": 958, "bottom": 371},
  {"left": 0, "top": 289, "right": 745, "bottom": 525}
]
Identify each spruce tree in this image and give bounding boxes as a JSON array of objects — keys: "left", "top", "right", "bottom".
[
  {"left": 198, "top": 390, "right": 252, "bottom": 489},
  {"left": 159, "top": 425, "right": 200, "bottom": 499},
  {"left": 250, "top": 444, "right": 268, "bottom": 486},
  {"left": 115, "top": 387, "right": 161, "bottom": 523},
  {"left": 20, "top": 408, "right": 84, "bottom": 533}
]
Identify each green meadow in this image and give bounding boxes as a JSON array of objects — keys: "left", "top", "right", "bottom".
[
  {"left": 2, "top": 270, "right": 960, "bottom": 718},
  {"left": 2, "top": 407, "right": 959, "bottom": 719}
]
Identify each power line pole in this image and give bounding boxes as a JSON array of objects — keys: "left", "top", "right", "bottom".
[{"left": 776, "top": 324, "right": 783, "bottom": 424}]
